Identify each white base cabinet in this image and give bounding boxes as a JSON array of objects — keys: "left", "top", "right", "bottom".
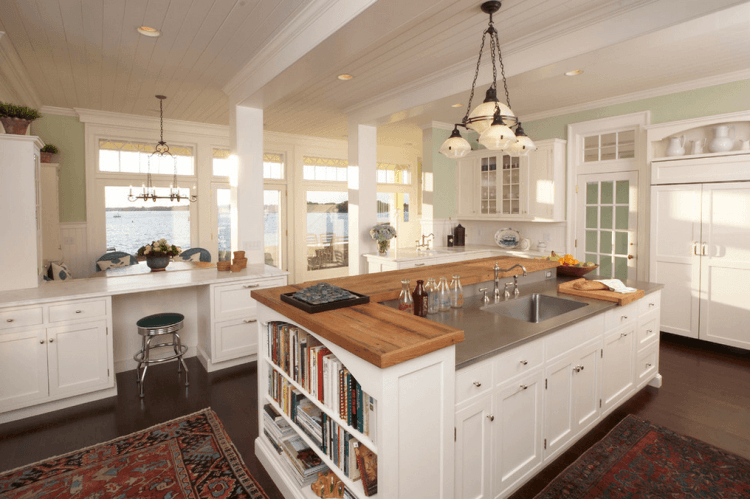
[
  {"left": 366, "top": 250, "right": 495, "bottom": 274},
  {"left": 197, "top": 275, "right": 287, "bottom": 372},
  {"left": 0, "top": 297, "right": 115, "bottom": 423},
  {"left": 454, "top": 291, "right": 661, "bottom": 499}
]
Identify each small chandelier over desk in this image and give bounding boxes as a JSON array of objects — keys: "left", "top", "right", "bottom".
[
  {"left": 128, "top": 95, "right": 197, "bottom": 203},
  {"left": 439, "top": 1, "right": 536, "bottom": 159}
]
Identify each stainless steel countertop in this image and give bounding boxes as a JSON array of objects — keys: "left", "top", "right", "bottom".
[{"left": 381, "top": 277, "right": 663, "bottom": 370}]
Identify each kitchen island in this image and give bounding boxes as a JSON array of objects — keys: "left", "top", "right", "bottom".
[{"left": 252, "top": 257, "right": 663, "bottom": 499}]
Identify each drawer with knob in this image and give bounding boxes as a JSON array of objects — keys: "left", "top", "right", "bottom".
[
  {"left": 455, "top": 358, "right": 492, "bottom": 405},
  {"left": 637, "top": 314, "right": 659, "bottom": 352},
  {"left": 638, "top": 291, "right": 661, "bottom": 316},
  {"left": 0, "top": 306, "right": 43, "bottom": 331},
  {"left": 636, "top": 343, "right": 659, "bottom": 388},
  {"left": 605, "top": 301, "right": 637, "bottom": 331},
  {"left": 49, "top": 299, "right": 107, "bottom": 323},
  {"left": 213, "top": 277, "right": 286, "bottom": 321},
  {"left": 494, "top": 337, "right": 543, "bottom": 383}
]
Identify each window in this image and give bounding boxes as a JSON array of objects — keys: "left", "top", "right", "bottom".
[
  {"left": 376, "top": 162, "right": 411, "bottom": 185},
  {"left": 306, "top": 191, "right": 348, "bottom": 271},
  {"left": 303, "top": 156, "right": 348, "bottom": 182},
  {"left": 215, "top": 187, "right": 231, "bottom": 261},
  {"left": 104, "top": 186, "right": 192, "bottom": 255},
  {"left": 99, "top": 139, "right": 194, "bottom": 175},
  {"left": 376, "top": 193, "right": 409, "bottom": 223},
  {"left": 264, "top": 153, "right": 284, "bottom": 180},
  {"left": 212, "top": 148, "right": 233, "bottom": 177},
  {"left": 583, "top": 130, "right": 635, "bottom": 162}
]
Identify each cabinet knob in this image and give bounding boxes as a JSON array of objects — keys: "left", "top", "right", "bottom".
[
  {"left": 519, "top": 384, "right": 528, "bottom": 390},
  {"left": 649, "top": 302, "right": 655, "bottom": 307},
  {"left": 75, "top": 310, "right": 82, "bottom": 314},
  {"left": 49, "top": 338, "right": 54, "bottom": 343},
  {"left": 487, "top": 414, "right": 495, "bottom": 422},
  {"left": 473, "top": 381, "right": 482, "bottom": 387},
  {"left": 645, "top": 363, "right": 652, "bottom": 368},
  {"left": 243, "top": 319, "right": 257, "bottom": 324},
  {"left": 620, "top": 332, "right": 629, "bottom": 338},
  {"left": 243, "top": 284, "right": 260, "bottom": 289},
  {"left": 519, "top": 359, "right": 528, "bottom": 365},
  {"left": 621, "top": 315, "right": 628, "bottom": 320},
  {"left": 6, "top": 319, "right": 13, "bottom": 323},
  {"left": 647, "top": 329, "right": 653, "bottom": 334},
  {"left": 40, "top": 340, "right": 45, "bottom": 344},
  {"left": 414, "top": 263, "right": 426, "bottom": 267}
]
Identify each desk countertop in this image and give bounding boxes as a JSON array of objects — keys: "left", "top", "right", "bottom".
[{"left": 0, "top": 264, "right": 288, "bottom": 308}]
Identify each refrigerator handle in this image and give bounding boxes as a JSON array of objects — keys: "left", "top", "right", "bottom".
[
  {"left": 702, "top": 243, "right": 708, "bottom": 256},
  {"left": 692, "top": 241, "right": 699, "bottom": 256}
]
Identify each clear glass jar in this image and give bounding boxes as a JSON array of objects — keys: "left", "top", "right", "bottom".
[
  {"left": 450, "top": 275, "right": 464, "bottom": 308},
  {"left": 426, "top": 277, "right": 439, "bottom": 314},
  {"left": 398, "top": 279, "right": 414, "bottom": 314},
  {"left": 438, "top": 276, "right": 451, "bottom": 311}
]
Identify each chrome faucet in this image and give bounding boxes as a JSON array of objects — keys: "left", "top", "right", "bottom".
[
  {"left": 494, "top": 263, "right": 528, "bottom": 300},
  {"left": 415, "top": 233, "right": 434, "bottom": 249}
]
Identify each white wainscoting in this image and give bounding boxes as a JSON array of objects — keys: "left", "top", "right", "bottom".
[{"left": 60, "top": 222, "right": 91, "bottom": 278}]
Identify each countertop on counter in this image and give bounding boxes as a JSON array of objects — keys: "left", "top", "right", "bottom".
[
  {"left": 363, "top": 245, "right": 547, "bottom": 261},
  {"left": 0, "top": 264, "right": 288, "bottom": 308}
]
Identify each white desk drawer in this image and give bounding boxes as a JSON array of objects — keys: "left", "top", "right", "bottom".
[
  {"left": 605, "top": 301, "right": 637, "bottom": 331},
  {"left": 638, "top": 291, "right": 661, "bottom": 316},
  {"left": 494, "top": 338, "right": 543, "bottom": 384},
  {"left": 0, "top": 306, "right": 43, "bottom": 331},
  {"left": 637, "top": 312, "right": 659, "bottom": 352},
  {"left": 49, "top": 299, "right": 107, "bottom": 323},
  {"left": 456, "top": 359, "right": 492, "bottom": 405},
  {"left": 214, "top": 277, "right": 286, "bottom": 321}
]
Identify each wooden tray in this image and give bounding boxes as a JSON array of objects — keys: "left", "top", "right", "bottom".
[
  {"left": 280, "top": 290, "right": 370, "bottom": 314},
  {"left": 558, "top": 278, "right": 644, "bottom": 306}
]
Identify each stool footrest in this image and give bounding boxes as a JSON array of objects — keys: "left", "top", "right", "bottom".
[{"left": 134, "top": 343, "right": 188, "bottom": 364}]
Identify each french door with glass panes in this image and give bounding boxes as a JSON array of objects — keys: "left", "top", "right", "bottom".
[
  {"left": 575, "top": 172, "right": 638, "bottom": 280},
  {"left": 263, "top": 187, "right": 286, "bottom": 270}
]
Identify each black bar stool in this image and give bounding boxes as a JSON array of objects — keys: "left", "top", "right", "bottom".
[{"left": 134, "top": 312, "right": 189, "bottom": 397}]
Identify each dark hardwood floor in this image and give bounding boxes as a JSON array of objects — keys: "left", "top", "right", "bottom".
[{"left": 1, "top": 333, "right": 748, "bottom": 499}]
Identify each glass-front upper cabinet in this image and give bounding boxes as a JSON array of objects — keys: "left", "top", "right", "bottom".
[
  {"left": 480, "top": 156, "right": 497, "bottom": 214},
  {"left": 501, "top": 155, "right": 521, "bottom": 215},
  {"left": 459, "top": 152, "right": 526, "bottom": 218}
]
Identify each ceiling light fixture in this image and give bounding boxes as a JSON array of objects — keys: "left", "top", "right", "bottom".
[
  {"left": 439, "top": 1, "right": 535, "bottom": 159},
  {"left": 451, "top": 103, "right": 463, "bottom": 108},
  {"left": 565, "top": 69, "right": 584, "bottom": 76},
  {"left": 137, "top": 26, "right": 161, "bottom": 37},
  {"left": 128, "top": 95, "right": 196, "bottom": 203},
  {"left": 337, "top": 74, "right": 354, "bottom": 81}
]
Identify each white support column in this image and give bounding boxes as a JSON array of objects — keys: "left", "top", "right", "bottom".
[
  {"left": 232, "top": 105, "right": 265, "bottom": 265},
  {"left": 347, "top": 123, "right": 378, "bottom": 275}
]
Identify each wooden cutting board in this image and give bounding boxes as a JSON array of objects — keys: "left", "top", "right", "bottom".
[{"left": 558, "top": 278, "right": 644, "bottom": 306}]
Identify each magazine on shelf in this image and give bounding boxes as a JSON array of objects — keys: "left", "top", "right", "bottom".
[{"left": 354, "top": 442, "right": 378, "bottom": 496}]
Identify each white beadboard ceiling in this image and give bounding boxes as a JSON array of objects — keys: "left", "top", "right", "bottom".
[{"left": 1, "top": 0, "right": 749, "bottom": 146}]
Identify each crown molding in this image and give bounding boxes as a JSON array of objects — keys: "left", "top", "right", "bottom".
[
  {"left": 521, "top": 69, "right": 750, "bottom": 123},
  {"left": 0, "top": 31, "right": 42, "bottom": 109},
  {"left": 223, "top": 0, "right": 377, "bottom": 104},
  {"left": 74, "top": 108, "right": 230, "bottom": 138},
  {"left": 40, "top": 106, "right": 78, "bottom": 117}
]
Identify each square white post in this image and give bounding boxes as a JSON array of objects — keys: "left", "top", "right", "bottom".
[
  {"left": 348, "top": 123, "right": 378, "bottom": 275},
  {"left": 233, "top": 105, "right": 265, "bottom": 265}
]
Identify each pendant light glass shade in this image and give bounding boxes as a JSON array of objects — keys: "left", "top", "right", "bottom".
[
  {"left": 439, "top": 128, "right": 472, "bottom": 159},
  {"left": 478, "top": 113, "right": 515, "bottom": 150},
  {"left": 507, "top": 135, "right": 536, "bottom": 156},
  {"left": 466, "top": 89, "right": 515, "bottom": 134}
]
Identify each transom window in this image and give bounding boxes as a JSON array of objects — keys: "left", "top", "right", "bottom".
[
  {"left": 377, "top": 162, "right": 411, "bottom": 185},
  {"left": 303, "top": 156, "right": 348, "bottom": 182},
  {"left": 583, "top": 130, "right": 635, "bottom": 162},
  {"left": 212, "top": 148, "right": 233, "bottom": 177},
  {"left": 264, "top": 153, "right": 284, "bottom": 180},
  {"left": 99, "top": 139, "right": 194, "bottom": 175}
]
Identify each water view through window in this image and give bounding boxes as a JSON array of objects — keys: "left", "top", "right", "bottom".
[
  {"left": 105, "top": 186, "right": 191, "bottom": 255},
  {"left": 306, "top": 191, "right": 348, "bottom": 271}
]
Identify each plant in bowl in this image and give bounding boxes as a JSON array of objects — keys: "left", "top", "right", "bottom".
[
  {"left": 40, "top": 144, "right": 59, "bottom": 163},
  {"left": 0, "top": 102, "right": 42, "bottom": 135},
  {"left": 137, "top": 238, "right": 181, "bottom": 272}
]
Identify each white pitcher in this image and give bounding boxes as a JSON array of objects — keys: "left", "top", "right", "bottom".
[
  {"left": 690, "top": 138, "right": 707, "bottom": 155},
  {"left": 665, "top": 135, "right": 686, "bottom": 156},
  {"left": 709, "top": 125, "right": 735, "bottom": 153}
]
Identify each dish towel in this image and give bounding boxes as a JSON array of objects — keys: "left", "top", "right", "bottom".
[{"left": 595, "top": 279, "right": 639, "bottom": 294}]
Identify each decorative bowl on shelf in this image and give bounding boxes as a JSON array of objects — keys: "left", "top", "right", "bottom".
[{"left": 556, "top": 264, "right": 599, "bottom": 277}]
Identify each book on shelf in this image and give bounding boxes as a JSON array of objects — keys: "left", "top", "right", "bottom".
[
  {"left": 354, "top": 442, "right": 378, "bottom": 497},
  {"left": 280, "top": 435, "right": 329, "bottom": 487}
]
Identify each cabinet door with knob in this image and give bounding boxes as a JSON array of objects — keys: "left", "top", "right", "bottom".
[
  {"left": 0, "top": 327, "right": 48, "bottom": 409},
  {"left": 46, "top": 319, "right": 110, "bottom": 399},
  {"left": 601, "top": 325, "right": 636, "bottom": 414},
  {"left": 455, "top": 394, "right": 493, "bottom": 499},
  {"left": 491, "top": 369, "right": 544, "bottom": 497}
]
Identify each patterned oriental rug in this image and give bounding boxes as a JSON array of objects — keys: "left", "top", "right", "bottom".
[
  {"left": 0, "top": 408, "right": 270, "bottom": 499},
  {"left": 535, "top": 414, "right": 750, "bottom": 498}
]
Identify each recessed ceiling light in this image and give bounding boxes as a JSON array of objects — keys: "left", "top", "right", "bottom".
[
  {"left": 337, "top": 74, "right": 354, "bottom": 81},
  {"left": 451, "top": 103, "right": 463, "bottom": 108},
  {"left": 137, "top": 26, "right": 161, "bottom": 37},
  {"left": 565, "top": 69, "right": 583, "bottom": 76}
]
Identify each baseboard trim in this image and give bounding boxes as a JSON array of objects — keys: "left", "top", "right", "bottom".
[{"left": 0, "top": 386, "right": 118, "bottom": 425}]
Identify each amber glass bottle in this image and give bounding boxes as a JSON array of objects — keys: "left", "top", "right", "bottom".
[{"left": 412, "top": 279, "right": 428, "bottom": 317}]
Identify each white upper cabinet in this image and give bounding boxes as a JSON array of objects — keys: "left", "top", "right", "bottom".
[{"left": 455, "top": 139, "right": 565, "bottom": 222}]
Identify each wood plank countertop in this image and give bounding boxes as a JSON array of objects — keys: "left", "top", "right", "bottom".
[{"left": 252, "top": 256, "right": 559, "bottom": 369}]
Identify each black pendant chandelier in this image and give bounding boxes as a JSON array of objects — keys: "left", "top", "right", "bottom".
[
  {"left": 128, "top": 95, "right": 197, "bottom": 203},
  {"left": 439, "top": 1, "right": 535, "bottom": 159}
]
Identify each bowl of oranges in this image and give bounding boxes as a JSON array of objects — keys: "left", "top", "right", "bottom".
[{"left": 543, "top": 252, "right": 598, "bottom": 277}]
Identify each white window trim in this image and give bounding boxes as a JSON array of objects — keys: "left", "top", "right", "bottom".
[{"left": 566, "top": 111, "right": 650, "bottom": 281}]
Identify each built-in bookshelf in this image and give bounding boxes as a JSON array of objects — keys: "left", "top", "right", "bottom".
[
  {"left": 262, "top": 320, "right": 378, "bottom": 498},
  {"left": 255, "top": 303, "right": 455, "bottom": 499}
]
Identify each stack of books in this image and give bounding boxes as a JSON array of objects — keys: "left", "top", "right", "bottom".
[
  {"left": 263, "top": 404, "right": 295, "bottom": 453},
  {"left": 280, "top": 435, "right": 329, "bottom": 487}
]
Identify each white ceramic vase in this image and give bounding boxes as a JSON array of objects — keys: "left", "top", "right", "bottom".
[
  {"left": 709, "top": 125, "right": 735, "bottom": 153},
  {"left": 665, "top": 135, "right": 685, "bottom": 156}
]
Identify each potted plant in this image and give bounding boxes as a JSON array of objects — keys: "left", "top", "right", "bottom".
[
  {"left": 40, "top": 144, "right": 59, "bottom": 163},
  {"left": 0, "top": 102, "right": 42, "bottom": 135},
  {"left": 370, "top": 224, "right": 397, "bottom": 256},
  {"left": 137, "top": 238, "right": 181, "bottom": 272}
]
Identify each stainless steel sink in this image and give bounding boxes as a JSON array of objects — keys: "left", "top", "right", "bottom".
[{"left": 481, "top": 293, "right": 588, "bottom": 323}]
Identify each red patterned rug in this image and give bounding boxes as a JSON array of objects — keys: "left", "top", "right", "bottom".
[
  {"left": 535, "top": 414, "right": 750, "bottom": 498},
  {"left": 0, "top": 408, "right": 270, "bottom": 499}
]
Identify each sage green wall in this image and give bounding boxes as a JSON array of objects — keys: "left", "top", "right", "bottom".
[
  {"left": 32, "top": 114, "right": 86, "bottom": 223},
  {"left": 428, "top": 128, "right": 457, "bottom": 219},
  {"left": 523, "top": 79, "right": 750, "bottom": 141}
]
